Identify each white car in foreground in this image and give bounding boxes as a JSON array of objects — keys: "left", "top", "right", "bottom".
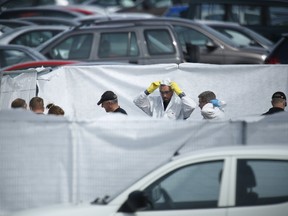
[{"left": 10, "top": 145, "right": 288, "bottom": 216}]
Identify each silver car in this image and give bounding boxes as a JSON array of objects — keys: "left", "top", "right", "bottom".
[
  {"left": 0, "top": 25, "right": 68, "bottom": 48},
  {"left": 0, "top": 44, "right": 46, "bottom": 68}
]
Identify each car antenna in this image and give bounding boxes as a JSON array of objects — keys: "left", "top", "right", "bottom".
[{"left": 172, "top": 139, "right": 190, "bottom": 157}]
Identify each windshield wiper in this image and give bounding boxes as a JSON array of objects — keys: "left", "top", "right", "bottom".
[{"left": 91, "top": 195, "right": 110, "bottom": 205}]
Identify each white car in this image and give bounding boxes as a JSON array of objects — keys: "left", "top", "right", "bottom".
[{"left": 10, "top": 145, "right": 288, "bottom": 216}]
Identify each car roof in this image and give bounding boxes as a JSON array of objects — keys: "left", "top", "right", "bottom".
[
  {"left": 17, "top": 16, "right": 80, "bottom": 27},
  {"left": 0, "top": 19, "right": 35, "bottom": 28},
  {"left": 76, "top": 12, "right": 156, "bottom": 24},
  {"left": 0, "top": 25, "right": 69, "bottom": 34},
  {"left": 0, "top": 6, "right": 87, "bottom": 19},
  {"left": 195, "top": 19, "right": 242, "bottom": 27},
  {"left": 172, "top": 145, "right": 288, "bottom": 162},
  {"left": 0, "top": 25, "right": 69, "bottom": 44},
  {"left": 83, "top": 16, "right": 240, "bottom": 47}
]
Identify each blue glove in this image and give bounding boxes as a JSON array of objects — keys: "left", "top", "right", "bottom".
[{"left": 210, "top": 99, "right": 221, "bottom": 107}]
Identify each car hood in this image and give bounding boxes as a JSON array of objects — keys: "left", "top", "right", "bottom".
[{"left": 10, "top": 203, "right": 119, "bottom": 216}]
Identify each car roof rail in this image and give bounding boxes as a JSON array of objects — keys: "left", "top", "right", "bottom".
[{"left": 72, "top": 20, "right": 96, "bottom": 30}]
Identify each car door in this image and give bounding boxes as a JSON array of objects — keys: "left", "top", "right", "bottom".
[
  {"left": 117, "top": 158, "right": 229, "bottom": 216},
  {"left": 172, "top": 24, "right": 224, "bottom": 64},
  {"left": 227, "top": 157, "right": 288, "bottom": 216}
]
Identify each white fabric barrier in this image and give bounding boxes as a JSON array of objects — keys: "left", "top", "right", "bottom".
[
  {"left": 1, "top": 110, "right": 288, "bottom": 215},
  {"left": 0, "top": 71, "right": 37, "bottom": 109},
  {"left": 1, "top": 64, "right": 288, "bottom": 215},
  {"left": 34, "top": 63, "right": 288, "bottom": 120},
  {"left": 1, "top": 64, "right": 288, "bottom": 119},
  {"left": 0, "top": 110, "right": 242, "bottom": 215}
]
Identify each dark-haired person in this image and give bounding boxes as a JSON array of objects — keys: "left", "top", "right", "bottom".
[
  {"left": 262, "top": 91, "right": 286, "bottom": 115},
  {"left": 11, "top": 98, "right": 27, "bottom": 109},
  {"left": 198, "top": 91, "right": 226, "bottom": 120},
  {"left": 46, "top": 103, "right": 65, "bottom": 116}
]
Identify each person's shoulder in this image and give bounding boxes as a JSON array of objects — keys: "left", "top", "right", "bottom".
[{"left": 115, "top": 107, "right": 127, "bottom": 115}]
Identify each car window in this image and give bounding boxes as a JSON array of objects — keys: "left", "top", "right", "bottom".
[
  {"left": 231, "top": 6, "right": 261, "bottom": 25},
  {"left": 194, "top": 4, "right": 262, "bottom": 25},
  {"left": 236, "top": 159, "right": 288, "bottom": 207},
  {"left": 173, "top": 25, "right": 211, "bottom": 47},
  {"left": 197, "top": 4, "right": 226, "bottom": 21},
  {"left": 144, "top": 29, "right": 175, "bottom": 55},
  {"left": 143, "top": 160, "right": 224, "bottom": 210},
  {"left": 11, "top": 30, "right": 61, "bottom": 48},
  {"left": 0, "top": 49, "right": 34, "bottom": 68},
  {"left": 98, "top": 32, "right": 139, "bottom": 58},
  {"left": 49, "top": 33, "right": 93, "bottom": 60},
  {"left": 269, "top": 6, "right": 288, "bottom": 26},
  {"left": 213, "top": 28, "right": 254, "bottom": 47},
  {"left": 88, "top": 0, "right": 135, "bottom": 7}
]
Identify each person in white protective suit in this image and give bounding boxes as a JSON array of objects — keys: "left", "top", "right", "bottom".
[
  {"left": 133, "top": 79, "right": 197, "bottom": 120},
  {"left": 198, "top": 91, "right": 226, "bottom": 120}
]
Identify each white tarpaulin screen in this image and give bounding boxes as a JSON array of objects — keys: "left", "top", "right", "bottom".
[
  {"left": 0, "top": 71, "right": 37, "bottom": 109},
  {"left": 37, "top": 63, "right": 288, "bottom": 120},
  {"left": 0, "top": 63, "right": 288, "bottom": 215},
  {"left": 1, "top": 63, "right": 288, "bottom": 119}
]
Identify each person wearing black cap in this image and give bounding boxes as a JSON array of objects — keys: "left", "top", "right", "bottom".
[
  {"left": 262, "top": 91, "right": 287, "bottom": 115},
  {"left": 97, "top": 91, "right": 127, "bottom": 115}
]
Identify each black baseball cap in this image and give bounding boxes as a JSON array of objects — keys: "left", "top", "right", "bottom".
[
  {"left": 272, "top": 91, "right": 286, "bottom": 100},
  {"left": 97, "top": 91, "right": 117, "bottom": 105}
]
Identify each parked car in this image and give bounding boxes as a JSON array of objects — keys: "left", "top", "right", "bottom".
[
  {"left": 36, "top": 22, "right": 185, "bottom": 65},
  {"left": 75, "top": 12, "right": 156, "bottom": 25},
  {"left": 177, "top": 0, "right": 288, "bottom": 42},
  {"left": 0, "top": 19, "right": 35, "bottom": 28},
  {"left": 1, "top": 60, "right": 80, "bottom": 71},
  {"left": 82, "top": 0, "right": 137, "bottom": 13},
  {"left": 0, "top": 24, "right": 12, "bottom": 36},
  {"left": 0, "top": 0, "right": 84, "bottom": 10},
  {"left": 17, "top": 16, "right": 80, "bottom": 27},
  {"left": 0, "top": 44, "right": 46, "bottom": 68},
  {"left": 116, "top": 0, "right": 183, "bottom": 16},
  {"left": 0, "top": 6, "right": 88, "bottom": 19},
  {"left": 264, "top": 33, "right": 288, "bottom": 64},
  {"left": 9, "top": 145, "right": 288, "bottom": 216},
  {"left": 0, "top": 25, "right": 69, "bottom": 48},
  {"left": 195, "top": 20, "right": 274, "bottom": 51},
  {"left": 93, "top": 17, "right": 269, "bottom": 64}
]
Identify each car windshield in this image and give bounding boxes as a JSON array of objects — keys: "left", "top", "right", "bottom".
[
  {"left": 242, "top": 27, "right": 274, "bottom": 47},
  {"left": 210, "top": 25, "right": 274, "bottom": 48},
  {"left": 198, "top": 23, "right": 239, "bottom": 47},
  {"left": 91, "top": 158, "right": 171, "bottom": 204}
]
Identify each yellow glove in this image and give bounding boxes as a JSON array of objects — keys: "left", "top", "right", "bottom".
[
  {"left": 146, "top": 81, "right": 161, "bottom": 94},
  {"left": 170, "top": 81, "right": 183, "bottom": 96}
]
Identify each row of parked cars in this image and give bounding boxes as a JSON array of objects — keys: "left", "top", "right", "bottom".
[{"left": 0, "top": 4, "right": 287, "bottom": 71}]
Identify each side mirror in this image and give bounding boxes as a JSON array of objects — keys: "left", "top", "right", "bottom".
[
  {"left": 118, "top": 190, "right": 150, "bottom": 213},
  {"left": 206, "top": 41, "right": 218, "bottom": 50}
]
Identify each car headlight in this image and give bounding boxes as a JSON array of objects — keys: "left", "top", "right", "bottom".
[{"left": 261, "top": 55, "right": 267, "bottom": 61}]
